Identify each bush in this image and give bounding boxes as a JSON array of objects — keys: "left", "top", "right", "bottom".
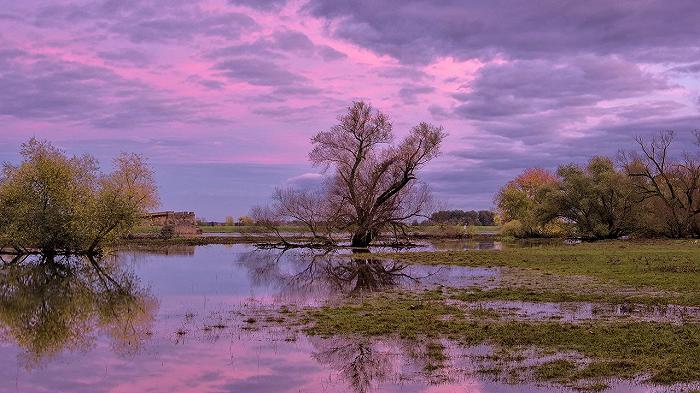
[{"left": 500, "top": 220, "right": 525, "bottom": 237}]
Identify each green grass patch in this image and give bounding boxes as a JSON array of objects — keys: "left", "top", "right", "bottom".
[{"left": 534, "top": 359, "right": 577, "bottom": 381}]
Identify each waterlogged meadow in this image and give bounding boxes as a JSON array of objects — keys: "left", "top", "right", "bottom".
[{"left": 1, "top": 241, "right": 698, "bottom": 393}]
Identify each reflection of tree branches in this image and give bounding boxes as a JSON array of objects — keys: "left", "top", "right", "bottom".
[
  {"left": 312, "top": 337, "right": 392, "bottom": 393},
  {"left": 0, "top": 253, "right": 28, "bottom": 265},
  {"left": 325, "top": 259, "right": 416, "bottom": 295},
  {"left": 0, "top": 254, "right": 157, "bottom": 367},
  {"left": 237, "top": 249, "right": 420, "bottom": 301},
  {"left": 311, "top": 336, "right": 452, "bottom": 393}
]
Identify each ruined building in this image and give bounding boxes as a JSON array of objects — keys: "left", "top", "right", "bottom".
[{"left": 142, "top": 211, "right": 202, "bottom": 237}]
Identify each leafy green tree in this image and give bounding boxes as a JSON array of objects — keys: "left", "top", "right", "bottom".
[
  {"left": 478, "top": 210, "right": 495, "bottom": 226},
  {"left": 542, "top": 156, "right": 638, "bottom": 239},
  {"left": 0, "top": 138, "right": 158, "bottom": 254}
]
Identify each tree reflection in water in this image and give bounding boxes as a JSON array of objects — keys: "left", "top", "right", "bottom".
[
  {"left": 312, "top": 338, "right": 392, "bottom": 393},
  {"left": 238, "top": 248, "right": 420, "bottom": 300},
  {"left": 0, "top": 253, "right": 157, "bottom": 368},
  {"left": 310, "top": 336, "right": 450, "bottom": 393},
  {"left": 238, "top": 249, "right": 448, "bottom": 393}
]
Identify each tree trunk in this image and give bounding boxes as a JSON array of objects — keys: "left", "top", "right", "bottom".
[{"left": 351, "top": 228, "right": 374, "bottom": 248}]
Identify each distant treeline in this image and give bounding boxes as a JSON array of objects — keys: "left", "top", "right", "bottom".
[
  {"left": 496, "top": 131, "right": 700, "bottom": 240},
  {"left": 428, "top": 210, "right": 496, "bottom": 226}
]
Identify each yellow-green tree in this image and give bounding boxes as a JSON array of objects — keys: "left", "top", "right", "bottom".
[
  {"left": 0, "top": 138, "right": 158, "bottom": 254},
  {"left": 494, "top": 168, "right": 559, "bottom": 237}
]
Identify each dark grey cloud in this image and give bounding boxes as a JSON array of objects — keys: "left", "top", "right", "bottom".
[
  {"left": 317, "top": 45, "right": 347, "bottom": 61},
  {"left": 207, "top": 42, "right": 285, "bottom": 60},
  {"left": 272, "top": 30, "right": 315, "bottom": 54},
  {"left": 304, "top": 0, "right": 700, "bottom": 65},
  {"left": 97, "top": 48, "right": 150, "bottom": 66},
  {"left": 250, "top": 104, "right": 324, "bottom": 121},
  {"left": 0, "top": 13, "right": 22, "bottom": 22},
  {"left": 89, "top": 97, "right": 205, "bottom": 129},
  {"left": 118, "top": 14, "right": 256, "bottom": 43},
  {"left": 208, "top": 29, "right": 346, "bottom": 62},
  {"left": 398, "top": 84, "right": 435, "bottom": 104},
  {"left": 0, "top": 49, "right": 210, "bottom": 128},
  {"left": 187, "top": 75, "right": 226, "bottom": 90},
  {"left": 443, "top": 56, "right": 677, "bottom": 144},
  {"left": 33, "top": 1, "right": 258, "bottom": 43},
  {"left": 377, "top": 66, "right": 430, "bottom": 81},
  {"left": 272, "top": 85, "right": 322, "bottom": 96},
  {"left": 227, "top": 0, "right": 287, "bottom": 11},
  {"left": 424, "top": 166, "right": 504, "bottom": 208},
  {"left": 670, "top": 63, "right": 700, "bottom": 74},
  {"left": 213, "top": 58, "right": 306, "bottom": 86},
  {"left": 454, "top": 57, "right": 669, "bottom": 121}
]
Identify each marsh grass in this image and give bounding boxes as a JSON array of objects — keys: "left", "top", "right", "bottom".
[
  {"left": 374, "top": 240, "right": 700, "bottom": 301},
  {"left": 447, "top": 286, "right": 694, "bottom": 306},
  {"left": 302, "top": 290, "right": 700, "bottom": 385}
]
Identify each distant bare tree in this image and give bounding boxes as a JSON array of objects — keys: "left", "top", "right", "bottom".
[
  {"left": 250, "top": 205, "right": 288, "bottom": 245},
  {"left": 621, "top": 130, "right": 700, "bottom": 237},
  {"left": 309, "top": 101, "right": 446, "bottom": 247},
  {"left": 272, "top": 187, "right": 335, "bottom": 243}
]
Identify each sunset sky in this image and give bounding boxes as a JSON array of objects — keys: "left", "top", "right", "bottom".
[{"left": 1, "top": 0, "right": 699, "bottom": 219}]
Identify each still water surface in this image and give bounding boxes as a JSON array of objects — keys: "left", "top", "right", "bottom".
[{"left": 0, "top": 244, "right": 687, "bottom": 392}]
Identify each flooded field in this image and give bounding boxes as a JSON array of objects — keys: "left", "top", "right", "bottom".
[{"left": 0, "top": 244, "right": 698, "bottom": 393}]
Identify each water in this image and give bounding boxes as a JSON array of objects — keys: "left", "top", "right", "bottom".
[{"left": 0, "top": 245, "right": 695, "bottom": 393}]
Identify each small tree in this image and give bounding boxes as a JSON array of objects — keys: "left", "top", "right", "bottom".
[
  {"left": 494, "top": 168, "right": 558, "bottom": 237},
  {"left": 238, "top": 215, "right": 254, "bottom": 225},
  {"left": 0, "top": 139, "right": 158, "bottom": 255}
]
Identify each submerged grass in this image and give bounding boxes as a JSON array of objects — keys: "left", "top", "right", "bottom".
[
  {"left": 375, "top": 240, "right": 700, "bottom": 303},
  {"left": 446, "top": 286, "right": 696, "bottom": 307},
  {"left": 302, "top": 290, "right": 700, "bottom": 385}
]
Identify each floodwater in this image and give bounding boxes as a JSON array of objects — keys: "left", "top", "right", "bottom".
[{"left": 0, "top": 245, "right": 695, "bottom": 393}]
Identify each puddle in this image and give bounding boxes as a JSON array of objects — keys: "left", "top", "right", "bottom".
[{"left": 0, "top": 244, "right": 697, "bottom": 393}]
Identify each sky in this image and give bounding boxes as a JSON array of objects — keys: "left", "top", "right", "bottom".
[{"left": 1, "top": 0, "right": 699, "bottom": 220}]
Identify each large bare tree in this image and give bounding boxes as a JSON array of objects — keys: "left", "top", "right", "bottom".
[
  {"left": 254, "top": 101, "right": 445, "bottom": 248},
  {"left": 309, "top": 101, "right": 446, "bottom": 247}
]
